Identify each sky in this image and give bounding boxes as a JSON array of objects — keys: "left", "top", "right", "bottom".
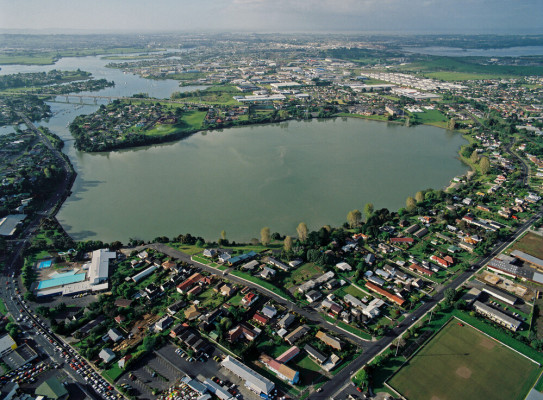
[{"left": 0, "top": 0, "right": 542, "bottom": 34}]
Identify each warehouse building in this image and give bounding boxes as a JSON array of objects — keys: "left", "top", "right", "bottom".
[
  {"left": 473, "top": 301, "right": 521, "bottom": 332},
  {"left": 221, "top": 356, "right": 275, "bottom": 396},
  {"left": 481, "top": 284, "right": 518, "bottom": 305}
]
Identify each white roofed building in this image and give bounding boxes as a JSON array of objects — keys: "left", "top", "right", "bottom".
[
  {"left": 88, "top": 249, "right": 116, "bottom": 285},
  {"left": 221, "top": 356, "right": 275, "bottom": 396}
]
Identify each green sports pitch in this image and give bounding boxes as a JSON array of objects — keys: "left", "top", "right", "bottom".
[{"left": 388, "top": 320, "right": 541, "bottom": 400}]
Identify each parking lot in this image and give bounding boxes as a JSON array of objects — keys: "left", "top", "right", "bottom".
[
  {"left": 116, "top": 342, "right": 268, "bottom": 400},
  {"left": 116, "top": 350, "right": 188, "bottom": 399}
]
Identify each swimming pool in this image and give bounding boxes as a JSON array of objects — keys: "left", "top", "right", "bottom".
[
  {"left": 37, "top": 259, "right": 53, "bottom": 269},
  {"left": 37, "top": 273, "right": 86, "bottom": 289}
]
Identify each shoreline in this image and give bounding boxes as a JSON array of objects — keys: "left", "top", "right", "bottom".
[{"left": 58, "top": 115, "right": 469, "bottom": 244}]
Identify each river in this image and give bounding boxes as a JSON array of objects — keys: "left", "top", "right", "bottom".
[{"left": 2, "top": 53, "right": 468, "bottom": 243}]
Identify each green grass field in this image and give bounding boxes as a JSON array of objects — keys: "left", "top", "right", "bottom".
[
  {"left": 398, "top": 56, "right": 543, "bottom": 80},
  {"left": 509, "top": 232, "right": 543, "bottom": 260},
  {"left": 409, "top": 109, "right": 448, "bottom": 128},
  {"left": 283, "top": 263, "right": 323, "bottom": 289},
  {"left": 144, "top": 110, "right": 206, "bottom": 137},
  {"left": 388, "top": 321, "right": 541, "bottom": 400}
]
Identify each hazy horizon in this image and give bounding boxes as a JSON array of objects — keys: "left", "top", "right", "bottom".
[{"left": 1, "top": 0, "right": 542, "bottom": 35}]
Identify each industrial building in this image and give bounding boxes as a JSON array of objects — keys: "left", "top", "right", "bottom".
[
  {"left": 221, "top": 356, "right": 275, "bottom": 397},
  {"left": 481, "top": 284, "right": 518, "bottom": 305},
  {"left": 473, "top": 301, "right": 522, "bottom": 332}
]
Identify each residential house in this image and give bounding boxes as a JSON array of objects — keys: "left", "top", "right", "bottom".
[
  {"left": 365, "top": 282, "right": 406, "bottom": 306},
  {"left": 155, "top": 316, "right": 174, "bottom": 332},
  {"left": 261, "top": 305, "right": 277, "bottom": 319},
  {"left": 176, "top": 273, "right": 203, "bottom": 294},
  {"left": 306, "top": 290, "right": 322, "bottom": 303},
  {"left": 253, "top": 312, "right": 269, "bottom": 325},
  {"left": 285, "top": 325, "right": 310, "bottom": 345},
  {"left": 203, "top": 249, "right": 217, "bottom": 258},
  {"left": 260, "top": 266, "right": 276, "bottom": 279},
  {"left": 316, "top": 331, "right": 343, "bottom": 350},
  {"left": 228, "top": 324, "right": 260, "bottom": 342},
  {"left": 107, "top": 328, "right": 123, "bottom": 343},
  {"left": 260, "top": 354, "right": 299, "bottom": 385},
  {"left": 268, "top": 257, "right": 290, "bottom": 271},
  {"left": 278, "top": 314, "right": 296, "bottom": 329},
  {"left": 170, "top": 324, "right": 187, "bottom": 339},
  {"left": 304, "top": 344, "right": 327, "bottom": 365},
  {"left": 167, "top": 300, "right": 187, "bottom": 315},
  {"left": 242, "top": 292, "right": 259, "bottom": 307},
  {"left": 184, "top": 305, "right": 201, "bottom": 321},
  {"left": 99, "top": 348, "right": 116, "bottom": 363},
  {"left": 220, "top": 283, "right": 236, "bottom": 297},
  {"left": 336, "top": 262, "right": 352, "bottom": 271}
]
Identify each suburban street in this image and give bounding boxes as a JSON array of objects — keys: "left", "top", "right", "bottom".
[
  {"left": 147, "top": 206, "right": 543, "bottom": 400},
  {"left": 149, "top": 243, "right": 374, "bottom": 348},
  {"left": 308, "top": 206, "right": 543, "bottom": 400}
]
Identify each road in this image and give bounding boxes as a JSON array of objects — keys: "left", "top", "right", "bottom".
[
  {"left": 308, "top": 206, "right": 543, "bottom": 400},
  {"left": 5, "top": 113, "right": 76, "bottom": 275},
  {"left": 0, "top": 274, "right": 101, "bottom": 399},
  {"left": 148, "top": 243, "right": 374, "bottom": 349}
]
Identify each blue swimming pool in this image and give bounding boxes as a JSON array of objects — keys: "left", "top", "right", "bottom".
[
  {"left": 37, "top": 273, "right": 86, "bottom": 289},
  {"left": 37, "top": 259, "right": 53, "bottom": 269}
]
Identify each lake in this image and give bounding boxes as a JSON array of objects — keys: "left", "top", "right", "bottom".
[
  {"left": 55, "top": 118, "right": 468, "bottom": 243},
  {"left": 1, "top": 53, "right": 467, "bottom": 243}
]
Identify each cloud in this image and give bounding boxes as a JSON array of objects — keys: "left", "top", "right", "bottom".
[{"left": 0, "top": 0, "right": 541, "bottom": 33}]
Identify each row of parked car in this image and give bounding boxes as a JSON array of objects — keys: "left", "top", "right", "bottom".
[
  {"left": 0, "top": 361, "right": 57, "bottom": 385},
  {"left": 11, "top": 290, "right": 123, "bottom": 400},
  {"left": 174, "top": 346, "right": 211, "bottom": 363}
]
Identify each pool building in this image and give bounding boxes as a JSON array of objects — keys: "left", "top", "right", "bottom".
[{"left": 35, "top": 248, "right": 115, "bottom": 298}]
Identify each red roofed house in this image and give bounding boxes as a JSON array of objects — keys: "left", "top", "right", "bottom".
[
  {"left": 252, "top": 312, "right": 269, "bottom": 325},
  {"left": 176, "top": 273, "right": 203, "bottom": 294},
  {"left": 409, "top": 263, "right": 435, "bottom": 277},
  {"left": 365, "top": 281, "right": 406, "bottom": 306},
  {"left": 242, "top": 292, "right": 259, "bottom": 307},
  {"left": 275, "top": 346, "right": 300, "bottom": 364},
  {"left": 187, "top": 285, "right": 202, "bottom": 296},
  {"left": 162, "top": 260, "right": 177, "bottom": 270},
  {"left": 227, "top": 324, "right": 259, "bottom": 342},
  {"left": 430, "top": 255, "right": 451, "bottom": 268}
]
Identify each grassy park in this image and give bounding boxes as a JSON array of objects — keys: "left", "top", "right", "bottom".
[{"left": 388, "top": 321, "right": 540, "bottom": 400}]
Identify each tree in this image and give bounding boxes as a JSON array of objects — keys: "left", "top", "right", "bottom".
[
  {"left": 444, "top": 288, "right": 456, "bottom": 304},
  {"left": 447, "top": 118, "right": 457, "bottom": 130},
  {"left": 221, "top": 230, "right": 227, "bottom": 241},
  {"left": 406, "top": 196, "right": 416, "bottom": 212},
  {"left": 260, "top": 227, "right": 271, "bottom": 245},
  {"left": 142, "top": 336, "right": 157, "bottom": 352},
  {"left": 296, "top": 222, "right": 308, "bottom": 242},
  {"left": 347, "top": 209, "right": 362, "bottom": 228},
  {"left": 470, "top": 150, "right": 479, "bottom": 164},
  {"left": 480, "top": 156, "right": 491, "bottom": 175},
  {"left": 364, "top": 203, "right": 374, "bottom": 222},
  {"left": 284, "top": 236, "right": 293, "bottom": 252},
  {"left": 415, "top": 191, "right": 424, "bottom": 203}
]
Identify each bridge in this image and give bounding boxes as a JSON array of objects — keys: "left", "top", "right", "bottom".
[{"left": 1, "top": 91, "right": 205, "bottom": 107}]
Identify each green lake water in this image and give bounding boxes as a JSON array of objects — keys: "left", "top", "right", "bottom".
[{"left": 57, "top": 117, "right": 467, "bottom": 242}]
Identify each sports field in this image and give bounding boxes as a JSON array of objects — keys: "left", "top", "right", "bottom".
[{"left": 388, "top": 320, "right": 541, "bottom": 400}]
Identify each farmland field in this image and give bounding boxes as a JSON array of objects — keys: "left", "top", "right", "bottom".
[{"left": 388, "top": 320, "right": 540, "bottom": 400}]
